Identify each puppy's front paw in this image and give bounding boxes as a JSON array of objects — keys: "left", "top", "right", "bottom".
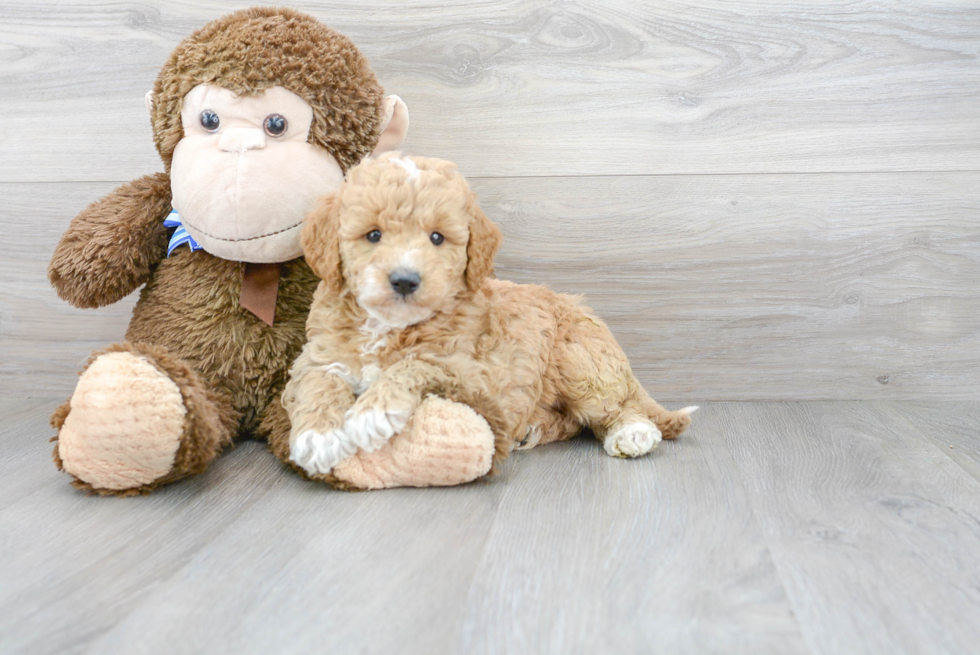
[
  {"left": 604, "top": 422, "right": 662, "bottom": 458},
  {"left": 343, "top": 400, "right": 412, "bottom": 453},
  {"left": 290, "top": 429, "right": 357, "bottom": 475}
]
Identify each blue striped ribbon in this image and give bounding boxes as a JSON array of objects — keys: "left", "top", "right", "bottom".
[{"left": 163, "top": 209, "right": 203, "bottom": 256}]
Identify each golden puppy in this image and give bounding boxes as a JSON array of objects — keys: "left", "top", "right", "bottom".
[{"left": 284, "top": 153, "right": 695, "bottom": 477}]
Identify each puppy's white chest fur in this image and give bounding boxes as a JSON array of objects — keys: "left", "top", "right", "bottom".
[
  {"left": 358, "top": 316, "right": 391, "bottom": 355},
  {"left": 317, "top": 318, "right": 393, "bottom": 396}
]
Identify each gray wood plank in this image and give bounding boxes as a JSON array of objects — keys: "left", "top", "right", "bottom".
[
  {"left": 0, "top": 396, "right": 509, "bottom": 655},
  {"left": 0, "top": 397, "right": 65, "bottom": 511},
  {"left": 481, "top": 172, "right": 980, "bottom": 401},
  {"left": 0, "top": 435, "right": 289, "bottom": 655},
  {"left": 10, "top": 403, "right": 808, "bottom": 655},
  {"left": 458, "top": 405, "right": 809, "bottom": 655},
  {"left": 2, "top": 0, "right": 979, "bottom": 181},
  {"left": 77, "top": 478, "right": 508, "bottom": 655},
  {"left": 4, "top": 399, "right": 980, "bottom": 654},
  {"left": 6, "top": 172, "right": 978, "bottom": 400},
  {"left": 0, "top": 182, "right": 137, "bottom": 396},
  {"left": 722, "top": 401, "right": 980, "bottom": 655},
  {"left": 885, "top": 401, "right": 980, "bottom": 487}
]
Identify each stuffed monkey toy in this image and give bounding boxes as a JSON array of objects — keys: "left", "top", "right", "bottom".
[{"left": 48, "top": 7, "right": 495, "bottom": 495}]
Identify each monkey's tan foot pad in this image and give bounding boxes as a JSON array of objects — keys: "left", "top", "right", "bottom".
[
  {"left": 58, "top": 352, "right": 187, "bottom": 491},
  {"left": 332, "top": 396, "right": 494, "bottom": 490}
]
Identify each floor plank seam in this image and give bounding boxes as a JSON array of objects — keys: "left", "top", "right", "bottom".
[
  {"left": 892, "top": 403, "right": 980, "bottom": 489},
  {"left": 713, "top": 402, "right": 823, "bottom": 655}
]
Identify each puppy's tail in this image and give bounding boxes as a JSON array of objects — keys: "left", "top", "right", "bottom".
[{"left": 643, "top": 401, "right": 698, "bottom": 440}]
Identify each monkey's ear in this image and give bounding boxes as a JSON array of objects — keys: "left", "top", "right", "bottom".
[
  {"left": 464, "top": 194, "right": 502, "bottom": 293},
  {"left": 301, "top": 194, "right": 344, "bottom": 293},
  {"left": 144, "top": 91, "right": 154, "bottom": 118},
  {"left": 371, "top": 95, "right": 409, "bottom": 156}
]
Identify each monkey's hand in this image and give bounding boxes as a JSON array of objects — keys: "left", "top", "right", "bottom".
[{"left": 48, "top": 173, "right": 172, "bottom": 308}]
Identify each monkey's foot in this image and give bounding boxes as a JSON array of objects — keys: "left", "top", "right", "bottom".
[
  {"left": 52, "top": 344, "right": 229, "bottom": 495},
  {"left": 331, "top": 396, "right": 494, "bottom": 490}
]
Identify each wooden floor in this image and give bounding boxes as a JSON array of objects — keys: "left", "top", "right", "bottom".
[{"left": 2, "top": 398, "right": 979, "bottom": 654}]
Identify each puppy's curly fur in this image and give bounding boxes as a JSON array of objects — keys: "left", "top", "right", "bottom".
[{"left": 283, "top": 153, "right": 695, "bottom": 477}]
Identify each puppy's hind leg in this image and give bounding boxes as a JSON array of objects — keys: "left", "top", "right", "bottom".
[
  {"left": 596, "top": 388, "right": 697, "bottom": 457},
  {"left": 553, "top": 310, "right": 694, "bottom": 459},
  {"left": 516, "top": 404, "right": 581, "bottom": 451}
]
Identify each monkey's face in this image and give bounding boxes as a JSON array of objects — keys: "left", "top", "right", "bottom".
[{"left": 170, "top": 84, "right": 344, "bottom": 263}]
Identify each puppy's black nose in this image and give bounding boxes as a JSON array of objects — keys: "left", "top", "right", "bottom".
[{"left": 389, "top": 270, "right": 421, "bottom": 296}]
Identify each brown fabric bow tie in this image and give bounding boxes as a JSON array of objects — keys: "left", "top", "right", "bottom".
[{"left": 240, "top": 262, "right": 281, "bottom": 327}]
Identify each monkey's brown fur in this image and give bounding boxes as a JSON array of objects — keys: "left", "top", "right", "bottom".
[
  {"left": 48, "top": 8, "right": 386, "bottom": 494},
  {"left": 150, "top": 7, "right": 384, "bottom": 174}
]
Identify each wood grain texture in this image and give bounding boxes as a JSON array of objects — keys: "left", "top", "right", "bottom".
[
  {"left": 722, "top": 402, "right": 980, "bottom": 655},
  {"left": 0, "top": 421, "right": 289, "bottom": 653},
  {"left": 479, "top": 172, "right": 980, "bottom": 401},
  {"left": 886, "top": 400, "right": 980, "bottom": 487},
  {"left": 5, "top": 172, "right": 977, "bottom": 400},
  {"left": 82, "top": 478, "right": 508, "bottom": 655},
  {"left": 458, "top": 408, "right": 807, "bottom": 654},
  {"left": 0, "top": 182, "right": 136, "bottom": 396},
  {"left": 3, "top": 399, "right": 980, "bottom": 654},
  {"left": 1, "top": 0, "right": 979, "bottom": 181},
  {"left": 4, "top": 1, "right": 980, "bottom": 652},
  {"left": 0, "top": 398, "right": 64, "bottom": 512}
]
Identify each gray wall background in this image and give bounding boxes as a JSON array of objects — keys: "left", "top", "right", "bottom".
[{"left": 2, "top": 0, "right": 978, "bottom": 400}]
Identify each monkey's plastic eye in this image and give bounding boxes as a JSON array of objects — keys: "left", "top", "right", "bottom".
[
  {"left": 264, "top": 114, "right": 288, "bottom": 137},
  {"left": 200, "top": 110, "right": 220, "bottom": 132},
  {"left": 430, "top": 232, "right": 445, "bottom": 246},
  {"left": 366, "top": 230, "right": 382, "bottom": 243}
]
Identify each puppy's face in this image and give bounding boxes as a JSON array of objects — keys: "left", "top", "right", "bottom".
[
  {"left": 336, "top": 158, "right": 474, "bottom": 328},
  {"left": 302, "top": 154, "right": 502, "bottom": 329}
]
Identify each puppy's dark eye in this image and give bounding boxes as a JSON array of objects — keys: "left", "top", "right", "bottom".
[
  {"left": 200, "top": 110, "right": 220, "bottom": 132},
  {"left": 430, "top": 232, "right": 445, "bottom": 246},
  {"left": 264, "top": 114, "right": 287, "bottom": 137},
  {"left": 366, "top": 230, "right": 382, "bottom": 243}
]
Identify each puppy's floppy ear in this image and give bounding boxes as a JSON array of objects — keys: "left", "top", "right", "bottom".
[
  {"left": 464, "top": 193, "right": 502, "bottom": 292},
  {"left": 301, "top": 193, "right": 344, "bottom": 293}
]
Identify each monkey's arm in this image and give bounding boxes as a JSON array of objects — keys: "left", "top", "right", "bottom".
[{"left": 48, "top": 173, "right": 172, "bottom": 308}]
